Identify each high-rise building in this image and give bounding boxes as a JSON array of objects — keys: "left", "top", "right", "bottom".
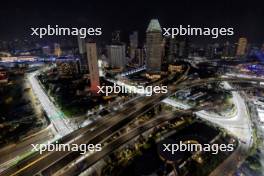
[
  {"left": 107, "top": 44, "right": 126, "bottom": 69},
  {"left": 236, "top": 37, "right": 248, "bottom": 56},
  {"left": 167, "top": 38, "right": 179, "bottom": 63},
  {"left": 54, "top": 43, "right": 62, "bottom": 57},
  {"left": 206, "top": 43, "right": 221, "bottom": 59},
  {"left": 86, "top": 43, "right": 100, "bottom": 93},
  {"left": 178, "top": 39, "right": 189, "bottom": 58},
  {"left": 77, "top": 36, "right": 88, "bottom": 72},
  {"left": 129, "top": 31, "right": 138, "bottom": 59},
  {"left": 161, "top": 38, "right": 166, "bottom": 64},
  {"left": 42, "top": 46, "right": 51, "bottom": 55},
  {"left": 112, "top": 30, "right": 121, "bottom": 43},
  {"left": 222, "top": 41, "right": 230, "bottom": 57},
  {"left": 135, "top": 48, "right": 145, "bottom": 66},
  {"left": 146, "top": 19, "right": 162, "bottom": 72},
  {"left": 222, "top": 41, "right": 236, "bottom": 58}
]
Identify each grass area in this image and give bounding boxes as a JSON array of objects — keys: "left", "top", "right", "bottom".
[{"left": 0, "top": 75, "right": 43, "bottom": 146}]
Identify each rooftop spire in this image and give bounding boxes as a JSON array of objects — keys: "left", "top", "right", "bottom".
[{"left": 146, "top": 19, "right": 162, "bottom": 32}]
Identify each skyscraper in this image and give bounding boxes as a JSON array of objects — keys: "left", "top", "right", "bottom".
[
  {"left": 167, "top": 38, "right": 179, "bottom": 63},
  {"left": 236, "top": 37, "right": 248, "bottom": 57},
  {"left": 86, "top": 43, "right": 100, "bottom": 93},
  {"left": 222, "top": 41, "right": 230, "bottom": 57},
  {"left": 107, "top": 44, "right": 126, "bottom": 69},
  {"left": 146, "top": 19, "right": 162, "bottom": 72},
  {"left": 129, "top": 31, "right": 138, "bottom": 59},
  {"left": 54, "top": 43, "right": 62, "bottom": 57},
  {"left": 77, "top": 36, "right": 88, "bottom": 72},
  {"left": 222, "top": 41, "right": 236, "bottom": 58},
  {"left": 178, "top": 39, "right": 189, "bottom": 59},
  {"left": 112, "top": 30, "right": 121, "bottom": 43},
  {"left": 135, "top": 48, "right": 145, "bottom": 66},
  {"left": 42, "top": 46, "right": 51, "bottom": 56},
  {"left": 206, "top": 43, "right": 220, "bottom": 59}
]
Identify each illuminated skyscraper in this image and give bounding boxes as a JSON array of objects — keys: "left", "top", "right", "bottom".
[
  {"left": 236, "top": 37, "right": 248, "bottom": 56},
  {"left": 86, "top": 43, "right": 100, "bottom": 93},
  {"left": 54, "top": 43, "right": 62, "bottom": 57},
  {"left": 107, "top": 44, "right": 126, "bottom": 69},
  {"left": 146, "top": 19, "right": 162, "bottom": 72}
]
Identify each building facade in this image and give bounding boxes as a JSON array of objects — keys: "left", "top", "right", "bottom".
[
  {"left": 77, "top": 36, "right": 88, "bottom": 72},
  {"left": 146, "top": 19, "right": 162, "bottom": 72},
  {"left": 107, "top": 44, "right": 126, "bottom": 69},
  {"left": 86, "top": 43, "right": 100, "bottom": 93},
  {"left": 129, "top": 31, "right": 138, "bottom": 59},
  {"left": 236, "top": 37, "right": 248, "bottom": 56}
]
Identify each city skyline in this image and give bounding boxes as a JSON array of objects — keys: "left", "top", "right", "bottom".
[{"left": 1, "top": 1, "right": 264, "bottom": 176}]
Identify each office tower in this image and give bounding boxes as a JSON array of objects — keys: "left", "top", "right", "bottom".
[
  {"left": 129, "top": 31, "right": 138, "bottom": 59},
  {"left": 86, "top": 43, "right": 100, "bottom": 93},
  {"left": 146, "top": 19, "right": 162, "bottom": 72},
  {"left": 42, "top": 46, "right": 51, "bottom": 55},
  {"left": 222, "top": 41, "right": 236, "bottom": 58},
  {"left": 112, "top": 30, "right": 121, "bottom": 43},
  {"left": 77, "top": 36, "right": 88, "bottom": 72},
  {"left": 161, "top": 38, "right": 166, "bottom": 64},
  {"left": 167, "top": 38, "right": 179, "bottom": 63},
  {"left": 178, "top": 39, "right": 189, "bottom": 59},
  {"left": 222, "top": 41, "right": 230, "bottom": 57},
  {"left": 135, "top": 48, "right": 145, "bottom": 66},
  {"left": 107, "top": 44, "right": 126, "bottom": 69},
  {"left": 54, "top": 43, "right": 62, "bottom": 57},
  {"left": 206, "top": 43, "right": 220, "bottom": 59},
  {"left": 236, "top": 37, "right": 248, "bottom": 56}
]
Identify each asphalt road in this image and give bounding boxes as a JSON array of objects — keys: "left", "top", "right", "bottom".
[
  {"left": 3, "top": 68, "right": 263, "bottom": 176},
  {"left": 1, "top": 93, "right": 166, "bottom": 176},
  {"left": 53, "top": 108, "right": 200, "bottom": 176},
  {"left": 28, "top": 71, "right": 73, "bottom": 136}
]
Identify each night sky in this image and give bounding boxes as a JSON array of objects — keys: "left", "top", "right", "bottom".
[{"left": 0, "top": 0, "right": 264, "bottom": 44}]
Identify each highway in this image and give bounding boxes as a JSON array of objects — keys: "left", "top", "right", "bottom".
[
  {"left": 28, "top": 71, "right": 73, "bottom": 136},
  {"left": 207, "top": 82, "right": 253, "bottom": 176},
  {"left": 0, "top": 66, "right": 189, "bottom": 176},
  {"left": 6, "top": 91, "right": 175, "bottom": 176},
  {"left": 0, "top": 125, "right": 54, "bottom": 173},
  {"left": 1, "top": 84, "right": 178, "bottom": 176},
  {"left": 53, "top": 106, "right": 209, "bottom": 176},
  {"left": 3, "top": 66, "right": 263, "bottom": 176},
  {"left": 0, "top": 69, "right": 70, "bottom": 174},
  {"left": 0, "top": 95, "right": 147, "bottom": 175},
  {"left": 164, "top": 80, "right": 254, "bottom": 176},
  {"left": 40, "top": 76, "right": 260, "bottom": 176}
]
